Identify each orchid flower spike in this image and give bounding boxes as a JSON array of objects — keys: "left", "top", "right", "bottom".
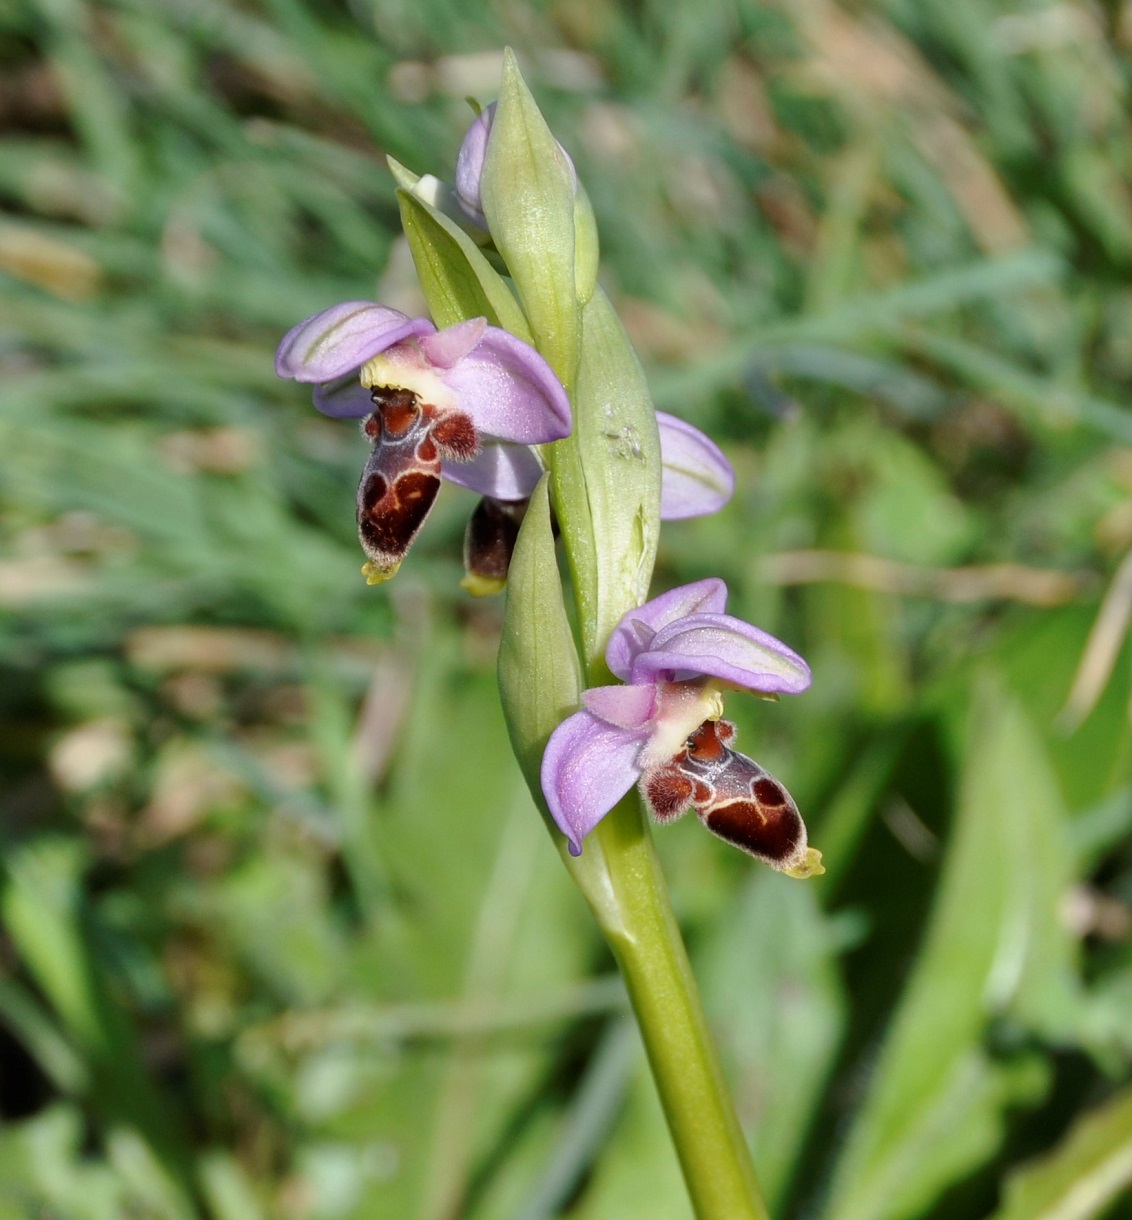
[
  {"left": 541, "top": 579, "right": 822, "bottom": 878},
  {"left": 276, "top": 303, "right": 571, "bottom": 583}
]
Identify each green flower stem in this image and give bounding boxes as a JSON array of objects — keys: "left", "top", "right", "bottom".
[{"left": 576, "top": 796, "right": 770, "bottom": 1220}]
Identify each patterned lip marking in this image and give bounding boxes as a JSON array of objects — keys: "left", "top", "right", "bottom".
[
  {"left": 641, "top": 718, "right": 812, "bottom": 873},
  {"left": 355, "top": 387, "right": 480, "bottom": 580}
]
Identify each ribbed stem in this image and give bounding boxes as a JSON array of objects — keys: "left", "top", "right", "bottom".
[{"left": 570, "top": 795, "right": 770, "bottom": 1220}]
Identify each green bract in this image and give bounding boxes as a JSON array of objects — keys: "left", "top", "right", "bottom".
[
  {"left": 555, "top": 288, "right": 662, "bottom": 674},
  {"left": 480, "top": 50, "right": 581, "bottom": 392},
  {"left": 395, "top": 187, "right": 532, "bottom": 341}
]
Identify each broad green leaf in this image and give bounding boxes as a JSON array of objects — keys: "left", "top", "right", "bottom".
[
  {"left": 823, "top": 678, "right": 1081, "bottom": 1220},
  {"left": 397, "top": 188, "right": 532, "bottom": 340},
  {"left": 480, "top": 49, "right": 580, "bottom": 389},
  {"left": 991, "top": 1084, "right": 1132, "bottom": 1220}
]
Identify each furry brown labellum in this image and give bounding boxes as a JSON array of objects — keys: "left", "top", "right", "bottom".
[
  {"left": 642, "top": 719, "right": 823, "bottom": 878},
  {"left": 357, "top": 386, "right": 478, "bottom": 584}
]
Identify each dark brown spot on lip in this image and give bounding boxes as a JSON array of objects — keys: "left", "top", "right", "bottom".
[
  {"left": 753, "top": 777, "right": 787, "bottom": 807},
  {"left": 357, "top": 469, "right": 440, "bottom": 566},
  {"left": 701, "top": 798, "right": 802, "bottom": 864}
]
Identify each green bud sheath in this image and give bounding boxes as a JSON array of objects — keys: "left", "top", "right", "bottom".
[{"left": 480, "top": 50, "right": 580, "bottom": 391}]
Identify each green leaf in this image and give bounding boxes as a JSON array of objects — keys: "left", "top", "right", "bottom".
[
  {"left": 823, "top": 677, "right": 1081, "bottom": 1220},
  {"left": 480, "top": 49, "right": 580, "bottom": 389},
  {"left": 397, "top": 188, "right": 532, "bottom": 340},
  {"left": 991, "top": 1084, "right": 1132, "bottom": 1220},
  {"left": 552, "top": 288, "right": 661, "bottom": 673}
]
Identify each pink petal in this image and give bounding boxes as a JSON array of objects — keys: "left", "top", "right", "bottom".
[
  {"left": 440, "top": 441, "right": 543, "bottom": 499},
  {"left": 630, "top": 614, "right": 811, "bottom": 695},
  {"left": 582, "top": 683, "right": 658, "bottom": 729},
  {"left": 657, "top": 412, "right": 735, "bottom": 520},
  {"left": 606, "top": 579, "right": 730, "bottom": 679},
  {"left": 276, "top": 302, "right": 434, "bottom": 382},
  {"left": 541, "top": 710, "right": 646, "bottom": 855},
  {"left": 441, "top": 326, "right": 571, "bottom": 444},
  {"left": 421, "top": 318, "right": 488, "bottom": 369}
]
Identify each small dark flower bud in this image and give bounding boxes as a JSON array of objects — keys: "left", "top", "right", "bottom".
[{"left": 461, "top": 497, "right": 529, "bottom": 596}]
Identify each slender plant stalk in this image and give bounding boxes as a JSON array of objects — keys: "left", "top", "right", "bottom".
[{"left": 585, "top": 797, "right": 770, "bottom": 1220}]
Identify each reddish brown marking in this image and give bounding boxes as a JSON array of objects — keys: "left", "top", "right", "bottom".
[
  {"left": 363, "top": 413, "right": 382, "bottom": 440},
  {"left": 358, "top": 469, "right": 440, "bottom": 564},
  {"left": 416, "top": 435, "right": 438, "bottom": 463},
  {"left": 753, "top": 777, "right": 787, "bottom": 807},
  {"left": 702, "top": 799, "right": 802, "bottom": 865},
  {"left": 684, "top": 719, "right": 730, "bottom": 763},
  {"left": 431, "top": 411, "right": 479, "bottom": 461},
  {"left": 369, "top": 386, "right": 422, "bottom": 438},
  {"left": 692, "top": 780, "right": 713, "bottom": 804},
  {"left": 643, "top": 768, "right": 695, "bottom": 821}
]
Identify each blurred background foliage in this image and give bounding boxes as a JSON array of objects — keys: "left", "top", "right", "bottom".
[{"left": 1, "top": 0, "right": 1131, "bottom": 1216}]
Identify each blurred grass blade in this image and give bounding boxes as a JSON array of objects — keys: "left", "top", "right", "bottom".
[
  {"left": 513, "top": 1017, "right": 639, "bottom": 1220},
  {"left": 990, "top": 1084, "right": 1132, "bottom": 1220},
  {"left": 698, "top": 872, "right": 846, "bottom": 1212},
  {"left": 823, "top": 677, "right": 1081, "bottom": 1220},
  {"left": 1, "top": 838, "right": 196, "bottom": 1202}
]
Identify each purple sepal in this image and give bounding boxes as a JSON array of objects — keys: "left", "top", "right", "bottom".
[
  {"left": 312, "top": 377, "right": 375, "bottom": 419},
  {"left": 275, "top": 302, "right": 434, "bottom": 382},
  {"left": 441, "top": 441, "right": 543, "bottom": 500},
  {"left": 606, "top": 578, "right": 729, "bottom": 679},
  {"left": 541, "top": 710, "right": 645, "bottom": 855},
  {"left": 455, "top": 104, "right": 494, "bottom": 228},
  {"left": 629, "top": 614, "right": 812, "bottom": 694},
  {"left": 657, "top": 412, "right": 735, "bottom": 520}
]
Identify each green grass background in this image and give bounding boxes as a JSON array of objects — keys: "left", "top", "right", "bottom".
[{"left": 1, "top": 0, "right": 1131, "bottom": 1217}]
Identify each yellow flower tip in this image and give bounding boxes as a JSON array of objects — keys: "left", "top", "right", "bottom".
[
  {"left": 358, "top": 355, "right": 392, "bottom": 390},
  {"left": 783, "top": 847, "right": 825, "bottom": 880},
  {"left": 460, "top": 571, "right": 507, "bottom": 597},
  {"left": 361, "top": 559, "right": 401, "bottom": 585},
  {"left": 700, "top": 682, "right": 727, "bottom": 721}
]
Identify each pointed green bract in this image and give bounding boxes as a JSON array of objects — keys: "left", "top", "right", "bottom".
[
  {"left": 553, "top": 288, "right": 662, "bottom": 674},
  {"left": 397, "top": 188, "right": 532, "bottom": 340},
  {"left": 497, "top": 476, "right": 622, "bottom": 916},
  {"left": 498, "top": 474, "right": 582, "bottom": 807},
  {"left": 573, "top": 184, "right": 599, "bottom": 306},
  {"left": 480, "top": 51, "right": 580, "bottom": 390}
]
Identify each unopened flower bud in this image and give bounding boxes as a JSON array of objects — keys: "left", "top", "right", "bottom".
[{"left": 461, "top": 496, "right": 529, "bottom": 596}]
